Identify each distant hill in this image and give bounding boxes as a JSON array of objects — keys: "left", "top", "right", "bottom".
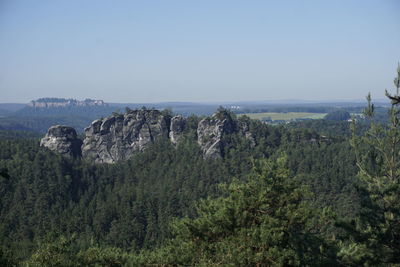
[
  {"left": 0, "top": 98, "right": 116, "bottom": 133},
  {"left": 0, "top": 108, "right": 11, "bottom": 116},
  {"left": 0, "top": 103, "right": 26, "bottom": 112},
  {"left": 0, "top": 98, "right": 378, "bottom": 134},
  {"left": 15, "top": 105, "right": 116, "bottom": 118},
  {"left": 110, "top": 102, "right": 220, "bottom": 116},
  {"left": 0, "top": 115, "right": 102, "bottom": 134}
]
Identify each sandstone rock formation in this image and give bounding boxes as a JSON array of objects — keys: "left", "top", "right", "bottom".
[
  {"left": 197, "top": 110, "right": 236, "bottom": 159},
  {"left": 40, "top": 125, "right": 82, "bottom": 158},
  {"left": 41, "top": 108, "right": 255, "bottom": 163},
  {"left": 197, "top": 110, "right": 255, "bottom": 159},
  {"left": 82, "top": 109, "right": 170, "bottom": 163},
  {"left": 169, "top": 115, "right": 186, "bottom": 144}
]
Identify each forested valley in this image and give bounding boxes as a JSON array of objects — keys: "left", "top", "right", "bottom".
[{"left": 1, "top": 67, "right": 400, "bottom": 266}]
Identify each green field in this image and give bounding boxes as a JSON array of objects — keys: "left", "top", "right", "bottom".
[{"left": 242, "top": 112, "right": 327, "bottom": 121}]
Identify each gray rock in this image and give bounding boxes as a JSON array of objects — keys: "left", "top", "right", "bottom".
[
  {"left": 197, "top": 111, "right": 235, "bottom": 159},
  {"left": 82, "top": 109, "right": 170, "bottom": 163},
  {"left": 197, "top": 110, "right": 256, "bottom": 159},
  {"left": 169, "top": 115, "right": 186, "bottom": 144},
  {"left": 40, "top": 125, "right": 82, "bottom": 158},
  {"left": 41, "top": 108, "right": 257, "bottom": 163}
]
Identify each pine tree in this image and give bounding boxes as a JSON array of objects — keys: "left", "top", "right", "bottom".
[{"left": 339, "top": 64, "right": 400, "bottom": 265}]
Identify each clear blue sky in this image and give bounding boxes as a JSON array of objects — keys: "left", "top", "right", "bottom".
[{"left": 0, "top": 0, "right": 399, "bottom": 103}]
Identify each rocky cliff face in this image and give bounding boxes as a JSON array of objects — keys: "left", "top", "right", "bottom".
[
  {"left": 82, "top": 109, "right": 171, "bottom": 163},
  {"left": 197, "top": 111, "right": 235, "bottom": 159},
  {"left": 40, "top": 125, "right": 82, "bottom": 158},
  {"left": 197, "top": 110, "right": 254, "bottom": 159},
  {"left": 169, "top": 115, "right": 186, "bottom": 144},
  {"left": 40, "top": 108, "right": 255, "bottom": 163}
]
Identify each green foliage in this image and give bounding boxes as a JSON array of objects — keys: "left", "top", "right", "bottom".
[
  {"left": 0, "top": 130, "right": 41, "bottom": 140},
  {"left": 161, "top": 108, "right": 174, "bottom": 117},
  {"left": 338, "top": 65, "right": 400, "bottom": 265},
  {"left": 215, "top": 106, "right": 236, "bottom": 121},
  {"left": 134, "top": 157, "right": 337, "bottom": 266},
  {"left": 24, "top": 235, "right": 128, "bottom": 267},
  {"left": 25, "top": 235, "right": 79, "bottom": 267},
  {"left": 0, "top": 246, "right": 17, "bottom": 267},
  {"left": 78, "top": 246, "right": 128, "bottom": 267},
  {"left": 0, "top": 127, "right": 260, "bottom": 260},
  {"left": 325, "top": 109, "right": 351, "bottom": 121},
  {"left": 0, "top": 110, "right": 362, "bottom": 265}
]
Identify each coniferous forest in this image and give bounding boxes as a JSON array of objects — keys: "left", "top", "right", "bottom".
[{"left": 0, "top": 66, "right": 400, "bottom": 266}]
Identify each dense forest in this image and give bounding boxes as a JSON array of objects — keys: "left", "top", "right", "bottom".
[{"left": 1, "top": 68, "right": 400, "bottom": 266}]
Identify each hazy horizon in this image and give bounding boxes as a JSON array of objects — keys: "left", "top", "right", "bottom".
[
  {"left": 1, "top": 96, "right": 392, "bottom": 105},
  {"left": 1, "top": 0, "right": 399, "bottom": 103}
]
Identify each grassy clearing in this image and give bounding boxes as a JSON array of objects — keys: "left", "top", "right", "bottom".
[{"left": 241, "top": 112, "right": 327, "bottom": 121}]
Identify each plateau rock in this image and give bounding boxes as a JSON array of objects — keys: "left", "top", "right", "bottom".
[
  {"left": 29, "top": 98, "right": 107, "bottom": 108},
  {"left": 40, "top": 125, "right": 82, "bottom": 158}
]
